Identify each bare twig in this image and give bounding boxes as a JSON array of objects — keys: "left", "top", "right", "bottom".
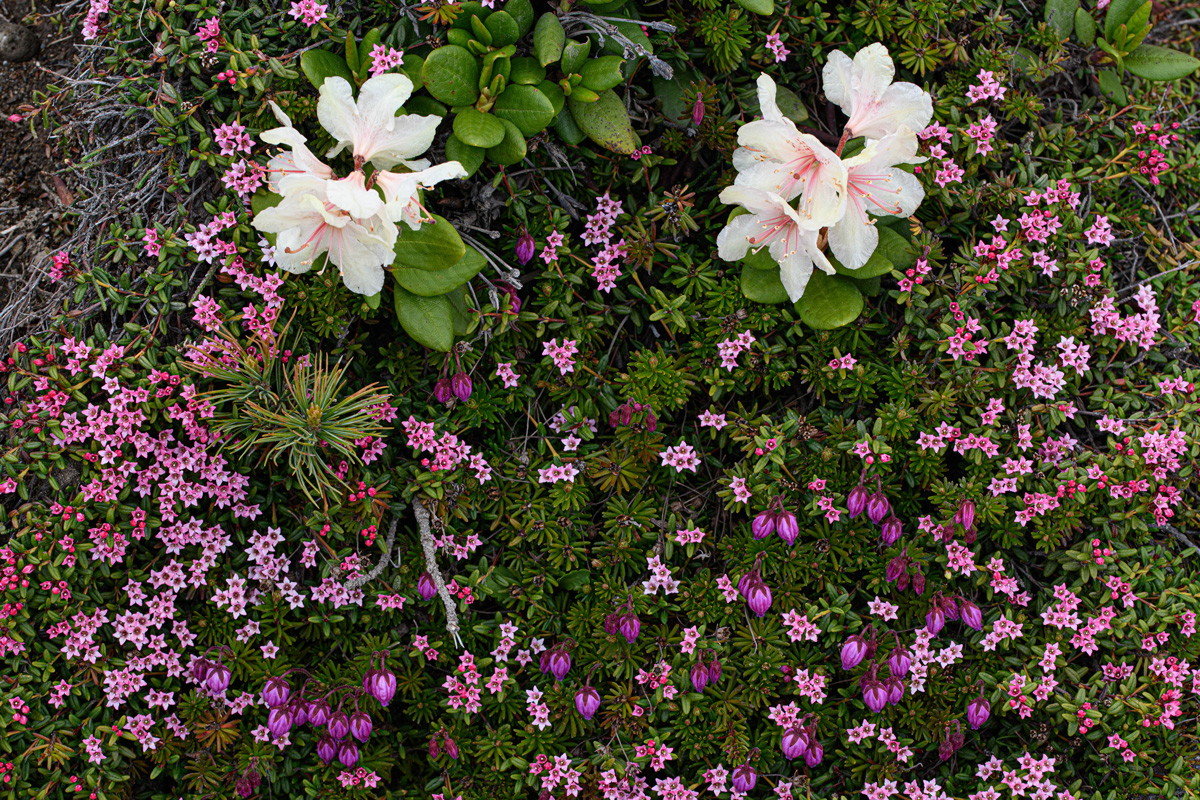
[{"left": 414, "top": 497, "right": 464, "bottom": 648}]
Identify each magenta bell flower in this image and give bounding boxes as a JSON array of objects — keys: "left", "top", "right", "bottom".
[
  {"left": 291, "top": 698, "right": 309, "bottom": 727},
  {"left": 708, "top": 657, "right": 722, "bottom": 685},
  {"left": 619, "top": 613, "right": 641, "bottom": 643},
  {"left": 804, "top": 739, "right": 824, "bottom": 767},
  {"left": 866, "top": 491, "right": 890, "bottom": 524},
  {"left": 781, "top": 727, "right": 809, "bottom": 760},
  {"left": 429, "top": 736, "right": 441, "bottom": 758},
  {"left": 327, "top": 711, "right": 350, "bottom": 740},
  {"left": 317, "top": 735, "right": 337, "bottom": 764},
  {"left": 338, "top": 740, "right": 359, "bottom": 768},
  {"left": 433, "top": 377, "right": 454, "bottom": 404},
  {"left": 888, "top": 647, "right": 911, "bottom": 678},
  {"left": 418, "top": 572, "right": 437, "bottom": 601},
  {"left": 776, "top": 510, "right": 799, "bottom": 546},
  {"left": 349, "top": 711, "right": 373, "bottom": 743},
  {"left": 445, "top": 736, "right": 459, "bottom": 759},
  {"left": 746, "top": 581, "right": 772, "bottom": 617},
  {"left": 731, "top": 763, "right": 757, "bottom": 792},
  {"left": 737, "top": 572, "right": 757, "bottom": 598},
  {"left": 880, "top": 515, "right": 902, "bottom": 545},
  {"left": 308, "top": 697, "right": 331, "bottom": 726},
  {"left": 267, "top": 706, "right": 293, "bottom": 738},
  {"left": 961, "top": 599, "right": 983, "bottom": 631},
  {"left": 547, "top": 649, "right": 571, "bottom": 681},
  {"left": 967, "top": 695, "right": 991, "bottom": 729},
  {"left": 955, "top": 499, "right": 976, "bottom": 531},
  {"left": 751, "top": 510, "right": 776, "bottom": 539},
  {"left": 575, "top": 686, "right": 601, "bottom": 720},
  {"left": 883, "top": 675, "right": 904, "bottom": 704},
  {"left": 942, "top": 596, "right": 960, "bottom": 621},
  {"left": 515, "top": 230, "right": 535, "bottom": 265},
  {"left": 926, "top": 605, "right": 945, "bottom": 636},
  {"left": 262, "top": 676, "right": 290, "bottom": 708},
  {"left": 205, "top": 661, "right": 231, "bottom": 694},
  {"left": 863, "top": 680, "right": 889, "bottom": 713},
  {"left": 690, "top": 662, "right": 709, "bottom": 693},
  {"left": 451, "top": 372, "right": 472, "bottom": 401},
  {"left": 847, "top": 484, "right": 869, "bottom": 517},
  {"left": 912, "top": 569, "right": 926, "bottom": 595},
  {"left": 841, "top": 635, "right": 869, "bottom": 670}
]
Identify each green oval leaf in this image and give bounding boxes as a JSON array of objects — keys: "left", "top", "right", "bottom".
[
  {"left": 1044, "top": 0, "right": 1079, "bottom": 38},
  {"left": 795, "top": 271, "right": 865, "bottom": 330},
  {"left": 1124, "top": 43, "right": 1200, "bottom": 81},
  {"left": 486, "top": 118, "right": 527, "bottom": 165},
  {"left": 393, "top": 214, "right": 466, "bottom": 271},
  {"left": 579, "top": 56, "right": 625, "bottom": 93},
  {"left": 740, "top": 264, "right": 789, "bottom": 304},
  {"left": 300, "top": 50, "right": 354, "bottom": 91},
  {"left": 445, "top": 133, "right": 486, "bottom": 177},
  {"left": 505, "top": 0, "right": 535, "bottom": 36},
  {"left": 567, "top": 88, "right": 636, "bottom": 155},
  {"left": 539, "top": 80, "right": 565, "bottom": 114},
  {"left": 773, "top": 84, "right": 809, "bottom": 123},
  {"left": 1074, "top": 8, "right": 1096, "bottom": 45},
  {"left": 485, "top": 10, "right": 520, "bottom": 47},
  {"left": 560, "top": 38, "right": 591, "bottom": 74},
  {"left": 422, "top": 45, "right": 481, "bottom": 106},
  {"left": 393, "top": 247, "right": 487, "bottom": 296},
  {"left": 553, "top": 107, "right": 585, "bottom": 145},
  {"left": 453, "top": 107, "right": 506, "bottom": 147},
  {"left": 533, "top": 13, "right": 566, "bottom": 67},
  {"left": 394, "top": 287, "right": 455, "bottom": 352},
  {"left": 493, "top": 85, "right": 556, "bottom": 136},
  {"left": 733, "top": 0, "right": 774, "bottom": 14},
  {"left": 1104, "top": 0, "right": 1143, "bottom": 41},
  {"left": 509, "top": 57, "right": 547, "bottom": 85}
]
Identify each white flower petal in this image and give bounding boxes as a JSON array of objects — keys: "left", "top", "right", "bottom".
[
  {"left": 326, "top": 172, "right": 385, "bottom": 220},
  {"left": 756, "top": 74, "right": 784, "bottom": 122},
  {"left": 316, "top": 77, "right": 359, "bottom": 160},
  {"left": 821, "top": 50, "right": 856, "bottom": 117},
  {"left": 827, "top": 205, "right": 878, "bottom": 271}
]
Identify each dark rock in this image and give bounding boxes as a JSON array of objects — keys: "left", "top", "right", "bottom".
[{"left": 0, "top": 23, "right": 39, "bottom": 63}]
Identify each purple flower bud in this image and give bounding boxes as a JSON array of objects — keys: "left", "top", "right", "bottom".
[
  {"left": 604, "top": 613, "right": 620, "bottom": 636},
  {"left": 548, "top": 649, "right": 572, "bottom": 681},
  {"left": 235, "top": 777, "right": 253, "bottom": 798},
  {"left": 418, "top": 572, "right": 437, "bottom": 601},
  {"left": 192, "top": 657, "right": 212, "bottom": 685},
  {"left": 926, "top": 605, "right": 945, "bottom": 636},
  {"left": 955, "top": 500, "right": 976, "bottom": 531},
  {"left": 261, "top": 676, "right": 290, "bottom": 708},
  {"left": 327, "top": 711, "right": 350, "bottom": 740},
  {"left": 746, "top": 581, "right": 773, "bottom": 617},
  {"left": 515, "top": 231, "right": 536, "bottom": 265},
  {"left": 690, "top": 662, "right": 709, "bottom": 693},
  {"left": 370, "top": 666, "right": 397, "bottom": 707},
  {"left": 880, "top": 515, "right": 902, "bottom": 546},
  {"left": 445, "top": 736, "right": 459, "bottom": 759},
  {"left": 429, "top": 736, "right": 441, "bottom": 758},
  {"left": 847, "top": 485, "right": 869, "bottom": 518},
  {"left": 290, "top": 698, "right": 309, "bottom": 727},
  {"left": 863, "top": 680, "right": 889, "bottom": 713},
  {"left": 737, "top": 572, "right": 757, "bottom": 598},
  {"left": 967, "top": 695, "right": 991, "bottom": 729},
  {"left": 349, "top": 711, "right": 373, "bottom": 743},
  {"left": 691, "top": 97, "right": 705, "bottom": 126},
  {"left": 433, "top": 378, "right": 454, "bottom": 404},
  {"left": 338, "top": 740, "right": 359, "bottom": 768},
  {"left": 267, "top": 706, "right": 293, "bottom": 738},
  {"left": 575, "top": 686, "right": 601, "bottom": 720},
  {"left": 912, "top": 569, "right": 926, "bottom": 596},
  {"left": 646, "top": 412, "right": 658, "bottom": 432},
  {"left": 888, "top": 647, "right": 911, "bottom": 678},
  {"left": 804, "top": 739, "right": 824, "bottom": 767},
  {"left": 317, "top": 735, "right": 337, "bottom": 764},
  {"left": 781, "top": 727, "right": 809, "bottom": 760},
  {"left": 731, "top": 763, "right": 757, "bottom": 793},
  {"left": 883, "top": 675, "right": 904, "bottom": 704},
  {"left": 308, "top": 697, "right": 330, "bottom": 726},
  {"left": 897, "top": 571, "right": 910, "bottom": 592},
  {"left": 619, "top": 404, "right": 633, "bottom": 426},
  {"left": 619, "top": 613, "right": 641, "bottom": 643},
  {"left": 205, "top": 661, "right": 231, "bottom": 694},
  {"left": 866, "top": 491, "right": 890, "bottom": 524},
  {"left": 840, "top": 635, "right": 869, "bottom": 670},
  {"left": 451, "top": 372, "right": 472, "bottom": 401},
  {"left": 776, "top": 510, "right": 799, "bottom": 546},
  {"left": 707, "top": 657, "right": 722, "bottom": 685},
  {"left": 961, "top": 599, "right": 983, "bottom": 631},
  {"left": 751, "top": 511, "right": 776, "bottom": 540},
  {"left": 886, "top": 551, "right": 907, "bottom": 583}
]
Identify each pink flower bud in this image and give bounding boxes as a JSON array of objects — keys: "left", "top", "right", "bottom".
[
  {"left": 781, "top": 727, "right": 809, "bottom": 760},
  {"left": 515, "top": 231, "right": 536, "bottom": 265},
  {"left": 451, "top": 372, "right": 472, "bottom": 401},
  {"left": 433, "top": 378, "right": 454, "bottom": 404},
  {"left": 883, "top": 675, "right": 904, "bottom": 704},
  {"left": 261, "top": 676, "right": 290, "bottom": 708},
  {"left": 955, "top": 499, "right": 976, "bottom": 531},
  {"left": 691, "top": 97, "right": 705, "bottom": 126},
  {"left": 418, "top": 572, "right": 437, "bottom": 600},
  {"left": 863, "top": 680, "right": 889, "bottom": 712},
  {"left": 925, "top": 605, "right": 945, "bottom": 636},
  {"left": 847, "top": 485, "right": 869, "bottom": 517},
  {"left": 731, "top": 763, "right": 757, "bottom": 792},
  {"left": 690, "top": 662, "right": 709, "bottom": 693},
  {"left": 575, "top": 686, "right": 601, "bottom": 720},
  {"left": 804, "top": 738, "right": 824, "bottom": 767},
  {"left": 751, "top": 511, "right": 776, "bottom": 540},
  {"left": 327, "top": 711, "right": 350, "bottom": 740},
  {"left": 866, "top": 491, "right": 890, "bottom": 524},
  {"left": 967, "top": 695, "right": 991, "bottom": 729},
  {"left": 338, "top": 740, "right": 359, "bottom": 767},
  {"left": 840, "top": 635, "right": 869, "bottom": 670},
  {"left": 961, "top": 599, "right": 983, "bottom": 631},
  {"left": 775, "top": 510, "right": 799, "bottom": 546},
  {"left": 349, "top": 711, "right": 373, "bottom": 743},
  {"left": 746, "top": 581, "right": 772, "bottom": 617},
  {"left": 317, "top": 735, "right": 337, "bottom": 763},
  {"left": 267, "top": 706, "right": 293, "bottom": 738},
  {"left": 707, "top": 657, "right": 723, "bottom": 685},
  {"left": 619, "top": 613, "right": 641, "bottom": 643},
  {"left": 880, "top": 515, "right": 902, "bottom": 545},
  {"left": 888, "top": 647, "right": 911, "bottom": 677}
]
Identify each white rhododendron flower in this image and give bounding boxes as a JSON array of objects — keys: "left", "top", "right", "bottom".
[
  {"left": 252, "top": 75, "right": 464, "bottom": 295},
  {"left": 822, "top": 43, "right": 933, "bottom": 142},
  {"left": 733, "top": 75, "right": 847, "bottom": 230},
  {"left": 716, "top": 185, "right": 834, "bottom": 302},
  {"left": 827, "top": 129, "right": 926, "bottom": 270}
]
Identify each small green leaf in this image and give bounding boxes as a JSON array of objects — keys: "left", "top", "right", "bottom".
[
  {"left": 453, "top": 107, "right": 506, "bottom": 147},
  {"left": 393, "top": 214, "right": 466, "bottom": 271},
  {"left": 1124, "top": 43, "right": 1200, "bottom": 81},
  {"left": 345, "top": 30, "right": 360, "bottom": 74},
  {"left": 553, "top": 107, "right": 586, "bottom": 145},
  {"left": 493, "top": 85, "right": 556, "bottom": 136},
  {"left": 394, "top": 288, "right": 455, "bottom": 352},
  {"left": 1075, "top": 8, "right": 1097, "bottom": 46},
  {"left": 400, "top": 53, "right": 425, "bottom": 88},
  {"left": 539, "top": 80, "right": 565, "bottom": 114},
  {"left": 405, "top": 95, "right": 447, "bottom": 117},
  {"left": 740, "top": 264, "right": 789, "bottom": 304},
  {"left": 364, "top": 291, "right": 381, "bottom": 310},
  {"left": 509, "top": 57, "right": 546, "bottom": 85},
  {"left": 579, "top": 56, "right": 626, "bottom": 92},
  {"left": 393, "top": 247, "right": 487, "bottom": 296},
  {"left": 422, "top": 45, "right": 481, "bottom": 106},
  {"left": 300, "top": 50, "right": 355, "bottom": 91},
  {"left": 795, "top": 271, "right": 865, "bottom": 330},
  {"left": 1097, "top": 68, "right": 1129, "bottom": 104},
  {"left": 1044, "top": 0, "right": 1079, "bottom": 39},
  {"left": 1104, "top": 0, "right": 1144, "bottom": 41},
  {"left": 485, "top": 10, "right": 520, "bottom": 47},
  {"left": 560, "top": 38, "right": 591, "bottom": 74},
  {"left": 733, "top": 0, "right": 773, "bottom": 14},
  {"left": 505, "top": 0, "right": 535, "bottom": 36},
  {"left": 486, "top": 118, "right": 528, "bottom": 165},
  {"left": 772, "top": 84, "right": 809, "bottom": 123},
  {"left": 445, "top": 133, "right": 486, "bottom": 177},
  {"left": 567, "top": 89, "right": 637, "bottom": 155},
  {"left": 533, "top": 13, "right": 566, "bottom": 67}
]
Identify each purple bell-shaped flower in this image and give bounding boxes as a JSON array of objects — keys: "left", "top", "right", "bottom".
[
  {"left": 349, "top": 711, "right": 373, "bottom": 743},
  {"left": 575, "top": 686, "right": 601, "bottom": 720},
  {"left": 261, "top": 676, "right": 290, "bottom": 708},
  {"left": 731, "top": 763, "right": 757, "bottom": 792},
  {"left": 327, "top": 711, "right": 350, "bottom": 740},
  {"left": 781, "top": 727, "right": 810, "bottom": 760}
]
